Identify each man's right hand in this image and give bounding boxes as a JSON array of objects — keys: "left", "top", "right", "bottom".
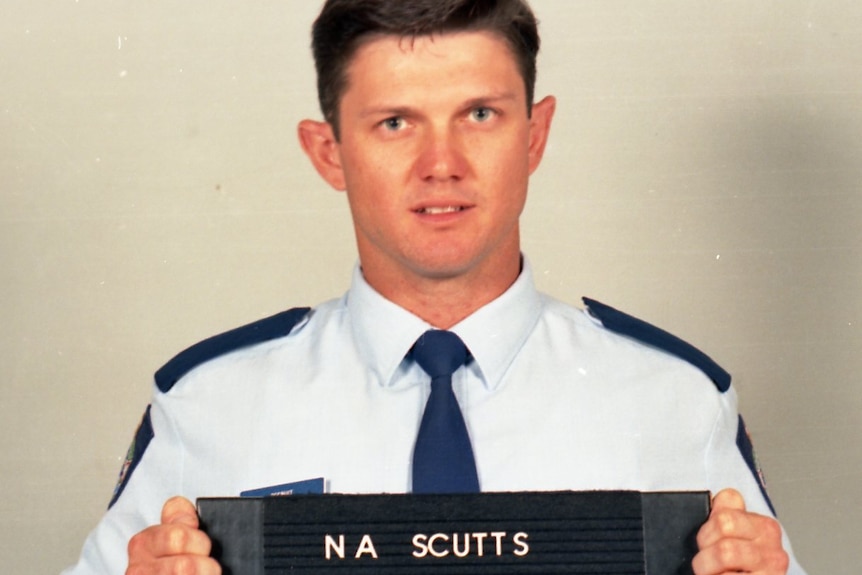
[{"left": 126, "top": 496, "right": 221, "bottom": 575}]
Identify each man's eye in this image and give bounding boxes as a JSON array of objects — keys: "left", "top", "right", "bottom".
[
  {"left": 470, "top": 107, "right": 495, "bottom": 122},
  {"left": 381, "top": 117, "right": 405, "bottom": 131}
]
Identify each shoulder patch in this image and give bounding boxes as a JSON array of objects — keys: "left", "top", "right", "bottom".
[
  {"left": 736, "top": 415, "right": 776, "bottom": 516},
  {"left": 583, "top": 297, "right": 731, "bottom": 392},
  {"left": 109, "top": 405, "right": 154, "bottom": 509},
  {"left": 154, "top": 307, "right": 311, "bottom": 393}
]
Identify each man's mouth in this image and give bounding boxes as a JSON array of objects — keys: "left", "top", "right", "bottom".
[{"left": 415, "top": 206, "right": 467, "bottom": 215}]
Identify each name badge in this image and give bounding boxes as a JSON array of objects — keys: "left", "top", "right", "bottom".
[
  {"left": 240, "top": 477, "right": 325, "bottom": 497},
  {"left": 197, "top": 490, "right": 709, "bottom": 574}
]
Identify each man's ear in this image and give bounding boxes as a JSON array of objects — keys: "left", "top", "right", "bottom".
[
  {"left": 527, "top": 95, "right": 556, "bottom": 175},
  {"left": 297, "top": 119, "right": 346, "bottom": 190}
]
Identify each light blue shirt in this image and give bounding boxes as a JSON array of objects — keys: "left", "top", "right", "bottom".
[{"left": 64, "top": 260, "right": 806, "bottom": 573}]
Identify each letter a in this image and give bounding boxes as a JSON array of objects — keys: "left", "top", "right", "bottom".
[{"left": 355, "top": 534, "right": 379, "bottom": 559}]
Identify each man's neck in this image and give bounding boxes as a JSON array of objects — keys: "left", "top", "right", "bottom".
[{"left": 360, "top": 257, "right": 522, "bottom": 330}]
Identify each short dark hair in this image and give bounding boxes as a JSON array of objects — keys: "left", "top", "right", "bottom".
[{"left": 311, "top": 0, "right": 540, "bottom": 138}]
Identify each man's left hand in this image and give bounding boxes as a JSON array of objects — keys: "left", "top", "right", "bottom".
[{"left": 692, "top": 488, "right": 789, "bottom": 575}]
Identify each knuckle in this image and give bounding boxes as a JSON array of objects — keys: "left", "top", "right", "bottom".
[
  {"left": 173, "top": 555, "right": 198, "bottom": 575},
  {"left": 127, "top": 531, "right": 149, "bottom": 561},
  {"left": 715, "top": 509, "right": 738, "bottom": 536},
  {"left": 776, "top": 550, "right": 791, "bottom": 572},
  {"left": 160, "top": 524, "right": 191, "bottom": 554},
  {"left": 716, "top": 539, "right": 739, "bottom": 566},
  {"left": 762, "top": 517, "right": 783, "bottom": 541},
  {"left": 204, "top": 557, "right": 222, "bottom": 575}
]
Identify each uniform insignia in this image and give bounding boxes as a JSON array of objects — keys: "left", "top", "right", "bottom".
[
  {"left": 109, "top": 405, "right": 154, "bottom": 509},
  {"left": 583, "top": 298, "right": 731, "bottom": 392},
  {"left": 736, "top": 415, "right": 776, "bottom": 515},
  {"left": 155, "top": 306, "right": 311, "bottom": 392},
  {"left": 108, "top": 307, "right": 311, "bottom": 508}
]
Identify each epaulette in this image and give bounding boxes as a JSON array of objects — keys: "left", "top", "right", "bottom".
[
  {"left": 154, "top": 306, "right": 312, "bottom": 393},
  {"left": 583, "top": 297, "right": 731, "bottom": 392}
]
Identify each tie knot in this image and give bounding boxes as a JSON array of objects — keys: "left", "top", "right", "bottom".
[{"left": 412, "top": 330, "right": 468, "bottom": 379}]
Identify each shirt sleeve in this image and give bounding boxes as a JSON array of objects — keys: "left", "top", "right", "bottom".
[
  {"left": 61, "top": 389, "right": 185, "bottom": 575},
  {"left": 705, "top": 386, "right": 808, "bottom": 575}
]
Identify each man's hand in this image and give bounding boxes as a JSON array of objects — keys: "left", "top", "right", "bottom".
[
  {"left": 692, "top": 488, "right": 789, "bottom": 575},
  {"left": 126, "top": 496, "right": 221, "bottom": 575}
]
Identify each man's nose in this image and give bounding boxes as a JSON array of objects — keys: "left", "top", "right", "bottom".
[{"left": 414, "top": 125, "right": 468, "bottom": 182}]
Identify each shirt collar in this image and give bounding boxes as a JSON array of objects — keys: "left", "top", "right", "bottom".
[
  {"left": 348, "top": 265, "right": 430, "bottom": 387},
  {"left": 450, "top": 258, "right": 543, "bottom": 391},
  {"left": 347, "top": 258, "right": 544, "bottom": 391}
]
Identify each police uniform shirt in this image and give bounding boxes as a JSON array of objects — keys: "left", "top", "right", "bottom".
[{"left": 64, "top": 259, "right": 807, "bottom": 574}]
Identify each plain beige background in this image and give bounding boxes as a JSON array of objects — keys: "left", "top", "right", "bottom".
[{"left": 3, "top": 1, "right": 860, "bottom": 573}]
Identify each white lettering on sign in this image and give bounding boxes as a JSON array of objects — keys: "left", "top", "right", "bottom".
[
  {"left": 411, "top": 531, "right": 531, "bottom": 559},
  {"left": 324, "top": 534, "right": 379, "bottom": 560},
  {"left": 324, "top": 534, "right": 345, "bottom": 560},
  {"left": 355, "top": 534, "right": 378, "bottom": 559},
  {"left": 491, "top": 532, "right": 506, "bottom": 556},
  {"left": 473, "top": 532, "right": 488, "bottom": 557},
  {"left": 323, "top": 535, "right": 377, "bottom": 561},
  {"left": 452, "top": 533, "right": 470, "bottom": 558},
  {"left": 513, "top": 531, "right": 530, "bottom": 556},
  {"left": 324, "top": 531, "right": 531, "bottom": 561},
  {"left": 428, "top": 533, "right": 449, "bottom": 558}
]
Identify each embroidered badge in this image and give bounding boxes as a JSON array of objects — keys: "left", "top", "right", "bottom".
[
  {"left": 112, "top": 440, "right": 137, "bottom": 499},
  {"left": 109, "top": 405, "right": 154, "bottom": 509},
  {"left": 735, "top": 415, "right": 776, "bottom": 515}
]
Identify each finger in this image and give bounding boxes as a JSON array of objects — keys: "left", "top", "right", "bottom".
[
  {"left": 697, "top": 490, "right": 754, "bottom": 549},
  {"left": 161, "top": 496, "right": 199, "bottom": 528},
  {"left": 692, "top": 532, "right": 789, "bottom": 575},
  {"left": 691, "top": 538, "right": 760, "bottom": 575},
  {"left": 156, "top": 555, "right": 221, "bottom": 575},
  {"left": 128, "top": 522, "right": 213, "bottom": 561},
  {"left": 711, "top": 488, "right": 745, "bottom": 513},
  {"left": 698, "top": 507, "right": 764, "bottom": 550},
  {"left": 126, "top": 554, "right": 222, "bottom": 575},
  {"left": 693, "top": 490, "right": 788, "bottom": 575}
]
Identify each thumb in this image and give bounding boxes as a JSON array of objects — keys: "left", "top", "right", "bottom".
[
  {"left": 711, "top": 488, "right": 746, "bottom": 513},
  {"left": 161, "top": 496, "right": 199, "bottom": 528}
]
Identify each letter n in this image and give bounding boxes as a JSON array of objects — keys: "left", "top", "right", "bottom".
[{"left": 325, "top": 534, "right": 345, "bottom": 560}]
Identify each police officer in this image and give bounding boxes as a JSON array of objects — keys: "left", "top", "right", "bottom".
[{"left": 67, "top": 2, "right": 803, "bottom": 574}]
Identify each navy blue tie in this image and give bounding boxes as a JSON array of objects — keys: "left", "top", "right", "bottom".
[{"left": 411, "top": 330, "right": 480, "bottom": 494}]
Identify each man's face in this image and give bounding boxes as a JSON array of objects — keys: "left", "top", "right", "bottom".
[{"left": 306, "top": 31, "right": 554, "bottom": 291}]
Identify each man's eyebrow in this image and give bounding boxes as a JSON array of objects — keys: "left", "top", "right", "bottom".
[
  {"left": 463, "top": 92, "right": 520, "bottom": 107},
  {"left": 359, "top": 105, "right": 416, "bottom": 119},
  {"left": 359, "top": 93, "right": 521, "bottom": 119}
]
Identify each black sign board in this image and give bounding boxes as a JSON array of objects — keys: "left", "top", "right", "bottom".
[{"left": 198, "top": 490, "right": 709, "bottom": 574}]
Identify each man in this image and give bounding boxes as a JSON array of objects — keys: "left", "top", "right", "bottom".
[{"left": 65, "top": 1, "right": 805, "bottom": 574}]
